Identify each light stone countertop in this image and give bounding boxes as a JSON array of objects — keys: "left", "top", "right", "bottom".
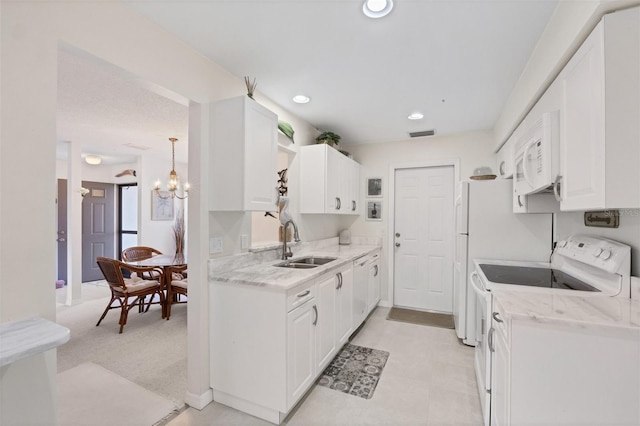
[
  {"left": 0, "top": 317, "right": 71, "bottom": 367},
  {"left": 492, "top": 289, "right": 640, "bottom": 332},
  {"left": 210, "top": 244, "right": 381, "bottom": 291}
]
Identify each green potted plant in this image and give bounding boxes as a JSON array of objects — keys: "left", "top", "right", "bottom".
[{"left": 316, "top": 131, "right": 341, "bottom": 147}]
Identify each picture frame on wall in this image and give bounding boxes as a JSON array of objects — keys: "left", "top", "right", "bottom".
[
  {"left": 366, "top": 200, "right": 382, "bottom": 221},
  {"left": 151, "top": 191, "right": 174, "bottom": 221},
  {"left": 367, "top": 177, "right": 383, "bottom": 197}
]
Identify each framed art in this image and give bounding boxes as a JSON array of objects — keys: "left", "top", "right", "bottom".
[
  {"left": 366, "top": 200, "right": 382, "bottom": 221},
  {"left": 151, "top": 191, "right": 174, "bottom": 220},
  {"left": 367, "top": 177, "right": 382, "bottom": 197}
]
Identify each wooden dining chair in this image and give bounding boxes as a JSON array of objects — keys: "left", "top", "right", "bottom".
[
  {"left": 95, "top": 257, "right": 166, "bottom": 333},
  {"left": 166, "top": 264, "right": 188, "bottom": 320},
  {"left": 121, "top": 246, "right": 163, "bottom": 280}
]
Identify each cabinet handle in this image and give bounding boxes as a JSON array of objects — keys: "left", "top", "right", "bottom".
[
  {"left": 336, "top": 272, "right": 343, "bottom": 290},
  {"left": 553, "top": 175, "right": 562, "bottom": 202},
  {"left": 297, "top": 289, "right": 310, "bottom": 298},
  {"left": 336, "top": 197, "right": 341, "bottom": 210},
  {"left": 352, "top": 200, "right": 356, "bottom": 211},
  {"left": 373, "top": 265, "right": 378, "bottom": 276},
  {"left": 395, "top": 242, "right": 400, "bottom": 247},
  {"left": 312, "top": 305, "right": 318, "bottom": 326},
  {"left": 492, "top": 312, "right": 503, "bottom": 323},
  {"left": 488, "top": 328, "right": 495, "bottom": 353},
  {"left": 499, "top": 161, "right": 506, "bottom": 177},
  {"left": 517, "top": 195, "right": 523, "bottom": 208}
]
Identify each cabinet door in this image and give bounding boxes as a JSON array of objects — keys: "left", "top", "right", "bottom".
[
  {"left": 287, "top": 299, "right": 316, "bottom": 408},
  {"left": 325, "top": 147, "right": 344, "bottom": 213},
  {"left": 316, "top": 273, "right": 337, "bottom": 371},
  {"left": 244, "top": 99, "right": 278, "bottom": 211},
  {"left": 491, "top": 327, "right": 510, "bottom": 426},
  {"left": 367, "top": 259, "right": 381, "bottom": 314},
  {"left": 336, "top": 268, "right": 354, "bottom": 345},
  {"left": 560, "top": 21, "right": 605, "bottom": 211},
  {"left": 348, "top": 161, "right": 360, "bottom": 214}
]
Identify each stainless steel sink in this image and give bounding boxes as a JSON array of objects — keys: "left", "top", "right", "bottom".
[
  {"left": 292, "top": 256, "right": 337, "bottom": 265},
  {"left": 275, "top": 256, "right": 337, "bottom": 269},
  {"left": 275, "top": 262, "right": 318, "bottom": 269}
]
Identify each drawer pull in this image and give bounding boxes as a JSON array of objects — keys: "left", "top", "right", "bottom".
[{"left": 297, "top": 290, "right": 311, "bottom": 298}]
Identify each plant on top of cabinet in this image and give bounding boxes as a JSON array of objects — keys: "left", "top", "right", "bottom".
[{"left": 316, "top": 131, "right": 341, "bottom": 147}]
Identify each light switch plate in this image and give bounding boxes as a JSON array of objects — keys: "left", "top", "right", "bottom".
[{"left": 209, "top": 237, "right": 223, "bottom": 254}]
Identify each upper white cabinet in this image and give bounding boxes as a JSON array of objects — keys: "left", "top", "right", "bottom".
[
  {"left": 496, "top": 134, "right": 515, "bottom": 179},
  {"left": 300, "top": 144, "right": 360, "bottom": 215},
  {"left": 210, "top": 96, "right": 278, "bottom": 212},
  {"left": 557, "top": 9, "right": 640, "bottom": 210}
]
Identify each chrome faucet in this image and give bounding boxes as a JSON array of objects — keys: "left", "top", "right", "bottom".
[{"left": 282, "top": 220, "right": 301, "bottom": 260}]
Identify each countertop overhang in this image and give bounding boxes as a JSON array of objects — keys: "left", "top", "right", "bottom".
[{"left": 0, "top": 317, "right": 70, "bottom": 367}]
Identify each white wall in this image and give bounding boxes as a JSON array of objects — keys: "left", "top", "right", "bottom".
[
  {"left": 494, "top": 0, "right": 640, "bottom": 151},
  {"left": 346, "top": 130, "right": 496, "bottom": 304}
]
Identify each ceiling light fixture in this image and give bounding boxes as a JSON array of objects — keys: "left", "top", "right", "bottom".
[
  {"left": 85, "top": 155, "right": 102, "bottom": 165},
  {"left": 153, "top": 137, "right": 189, "bottom": 200},
  {"left": 363, "top": 0, "right": 394, "bottom": 18},
  {"left": 408, "top": 112, "right": 424, "bottom": 120},
  {"left": 293, "top": 95, "right": 310, "bottom": 104}
]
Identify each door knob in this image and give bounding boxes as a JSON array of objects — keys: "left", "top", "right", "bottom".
[
  {"left": 57, "top": 237, "right": 66, "bottom": 242},
  {"left": 395, "top": 232, "right": 400, "bottom": 237},
  {"left": 395, "top": 242, "right": 400, "bottom": 247}
]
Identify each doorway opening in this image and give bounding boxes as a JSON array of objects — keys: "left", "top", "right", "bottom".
[{"left": 118, "top": 183, "right": 139, "bottom": 259}]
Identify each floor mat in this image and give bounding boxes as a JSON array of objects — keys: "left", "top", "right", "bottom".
[
  {"left": 58, "top": 362, "right": 179, "bottom": 426},
  {"left": 317, "top": 343, "right": 389, "bottom": 399},
  {"left": 387, "top": 307, "right": 455, "bottom": 329}
]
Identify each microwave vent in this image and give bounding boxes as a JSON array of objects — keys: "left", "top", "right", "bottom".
[{"left": 409, "top": 130, "right": 436, "bottom": 138}]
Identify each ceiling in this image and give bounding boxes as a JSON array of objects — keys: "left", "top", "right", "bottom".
[
  {"left": 127, "top": 0, "right": 558, "bottom": 145},
  {"left": 56, "top": 0, "right": 558, "bottom": 164}
]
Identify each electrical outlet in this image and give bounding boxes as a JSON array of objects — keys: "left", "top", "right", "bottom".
[
  {"left": 241, "top": 234, "right": 249, "bottom": 249},
  {"left": 209, "top": 237, "right": 223, "bottom": 254}
]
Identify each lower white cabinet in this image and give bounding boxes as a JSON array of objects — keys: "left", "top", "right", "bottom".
[
  {"left": 368, "top": 255, "right": 381, "bottom": 314},
  {"left": 489, "top": 302, "right": 640, "bottom": 426},
  {"left": 210, "top": 262, "right": 359, "bottom": 424},
  {"left": 287, "top": 298, "right": 316, "bottom": 406}
]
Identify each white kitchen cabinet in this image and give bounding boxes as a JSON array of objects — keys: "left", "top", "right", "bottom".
[
  {"left": 286, "top": 298, "right": 316, "bottom": 406},
  {"left": 300, "top": 144, "right": 361, "bottom": 215},
  {"left": 490, "top": 309, "right": 510, "bottom": 426},
  {"left": 512, "top": 190, "right": 559, "bottom": 214},
  {"left": 496, "top": 135, "right": 515, "bottom": 179},
  {"left": 557, "top": 9, "right": 640, "bottom": 211},
  {"left": 315, "top": 272, "right": 337, "bottom": 371},
  {"left": 210, "top": 96, "right": 279, "bottom": 211},
  {"left": 489, "top": 300, "right": 640, "bottom": 426},
  {"left": 367, "top": 253, "right": 381, "bottom": 314},
  {"left": 336, "top": 267, "right": 353, "bottom": 345}
]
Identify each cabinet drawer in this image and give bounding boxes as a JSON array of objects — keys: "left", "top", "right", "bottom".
[{"left": 287, "top": 282, "right": 316, "bottom": 312}]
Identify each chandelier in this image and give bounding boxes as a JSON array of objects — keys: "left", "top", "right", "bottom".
[{"left": 154, "top": 137, "right": 190, "bottom": 200}]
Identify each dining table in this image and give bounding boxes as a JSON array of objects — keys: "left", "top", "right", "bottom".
[{"left": 125, "top": 254, "right": 187, "bottom": 315}]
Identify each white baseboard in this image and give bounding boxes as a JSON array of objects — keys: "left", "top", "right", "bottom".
[
  {"left": 377, "top": 300, "right": 392, "bottom": 308},
  {"left": 213, "top": 390, "right": 284, "bottom": 424},
  {"left": 184, "top": 388, "right": 213, "bottom": 410}
]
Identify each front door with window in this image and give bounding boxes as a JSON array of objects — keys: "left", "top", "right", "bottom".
[
  {"left": 82, "top": 181, "right": 115, "bottom": 282},
  {"left": 393, "top": 166, "right": 454, "bottom": 313}
]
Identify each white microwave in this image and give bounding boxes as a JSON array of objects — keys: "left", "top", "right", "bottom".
[{"left": 513, "top": 111, "right": 560, "bottom": 196}]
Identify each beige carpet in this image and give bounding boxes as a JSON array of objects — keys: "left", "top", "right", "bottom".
[
  {"left": 387, "top": 307, "right": 455, "bottom": 329},
  {"left": 58, "top": 362, "right": 180, "bottom": 426},
  {"left": 56, "top": 282, "right": 187, "bottom": 407}
]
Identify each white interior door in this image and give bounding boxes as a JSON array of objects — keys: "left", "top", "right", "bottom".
[{"left": 393, "top": 166, "right": 454, "bottom": 313}]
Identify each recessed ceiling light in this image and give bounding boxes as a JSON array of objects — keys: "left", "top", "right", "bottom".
[
  {"left": 85, "top": 155, "right": 102, "bottom": 165},
  {"left": 363, "top": 0, "right": 394, "bottom": 18},
  {"left": 293, "top": 95, "right": 310, "bottom": 104},
  {"left": 408, "top": 112, "right": 424, "bottom": 120}
]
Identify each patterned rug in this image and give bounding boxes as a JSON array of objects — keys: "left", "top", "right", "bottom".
[{"left": 317, "top": 343, "right": 390, "bottom": 399}]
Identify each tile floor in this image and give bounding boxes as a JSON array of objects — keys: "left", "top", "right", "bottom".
[{"left": 169, "top": 307, "right": 482, "bottom": 426}]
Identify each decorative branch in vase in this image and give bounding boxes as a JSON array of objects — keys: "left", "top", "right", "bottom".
[
  {"left": 244, "top": 76, "right": 257, "bottom": 99},
  {"left": 173, "top": 207, "right": 185, "bottom": 256}
]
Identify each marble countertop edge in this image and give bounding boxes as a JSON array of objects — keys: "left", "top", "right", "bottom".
[{"left": 0, "top": 317, "right": 71, "bottom": 367}]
